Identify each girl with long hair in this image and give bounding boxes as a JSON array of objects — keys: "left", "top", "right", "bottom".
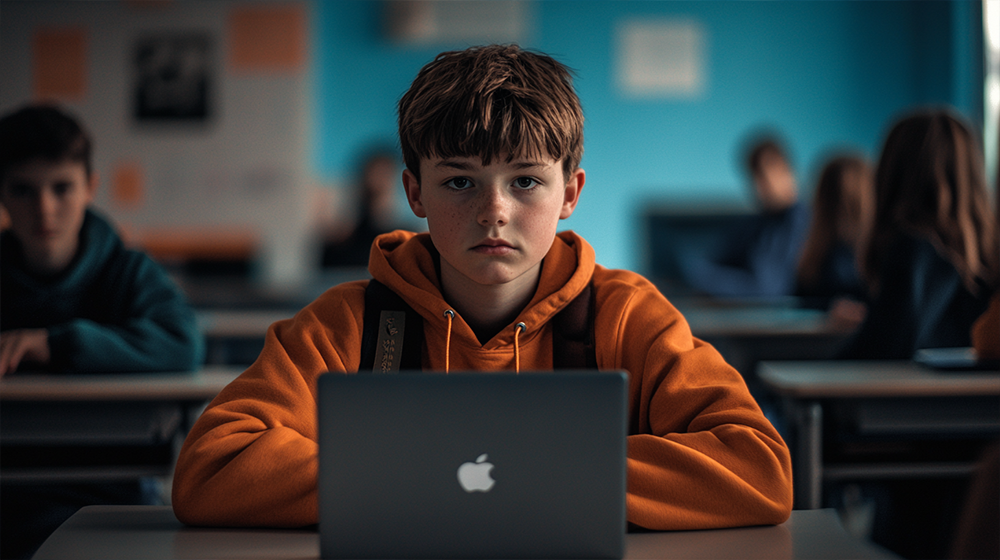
[{"left": 840, "top": 108, "right": 1000, "bottom": 359}]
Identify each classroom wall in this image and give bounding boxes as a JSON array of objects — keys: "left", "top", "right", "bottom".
[
  {"left": 313, "top": 0, "right": 983, "bottom": 272},
  {"left": 0, "top": 0, "right": 314, "bottom": 286},
  {"left": 0, "top": 1, "right": 984, "bottom": 281}
]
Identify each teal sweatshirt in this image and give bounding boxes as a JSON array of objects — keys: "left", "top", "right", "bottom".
[{"left": 1, "top": 209, "right": 204, "bottom": 372}]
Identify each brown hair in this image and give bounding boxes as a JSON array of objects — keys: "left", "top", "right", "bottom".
[
  {"left": 397, "top": 44, "right": 583, "bottom": 182},
  {"left": 797, "top": 154, "right": 873, "bottom": 288},
  {"left": 0, "top": 104, "right": 92, "bottom": 186},
  {"left": 863, "top": 108, "right": 1000, "bottom": 294}
]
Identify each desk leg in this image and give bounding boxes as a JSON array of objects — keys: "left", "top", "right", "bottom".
[{"left": 793, "top": 401, "right": 823, "bottom": 509}]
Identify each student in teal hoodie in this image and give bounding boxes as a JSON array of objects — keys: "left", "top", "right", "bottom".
[
  {"left": 0, "top": 103, "right": 204, "bottom": 559},
  {"left": 0, "top": 104, "right": 203, "bottom": 375}
]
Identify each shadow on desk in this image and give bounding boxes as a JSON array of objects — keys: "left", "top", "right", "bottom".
[{"left": 32, "top": 506, "right": 897, "bottom": 559}]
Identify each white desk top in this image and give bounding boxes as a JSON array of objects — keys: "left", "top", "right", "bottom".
[
  {"left": 0, "top": 366, "right": 243, "bottom": 402},
  {"left": 758, "top": 360, "right": 1000, "bottom": 398},
  {"left": 32, "top": 505, "right": 896, "bottom": 560}
]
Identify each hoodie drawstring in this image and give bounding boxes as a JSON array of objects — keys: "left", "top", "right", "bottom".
[
  {"left": 443, "top": 310, "right": 455, "bottom": 374},
  {"left": 441, "top": 312, "right": 526, "bottom": 374},
  {"left": 514, "top": 323, "right": 526, "bottom": 374}
]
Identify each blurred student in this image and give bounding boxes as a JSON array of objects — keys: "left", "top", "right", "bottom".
[
  {"left": 795, "top": 153, "right": 873, "bottom": 329},
  {"left": 321, "top": 148, "right": 411, "bottom": 267},
  {"left": 682, "top": 133, "right": 810, "bottom": 298},
  {"left": 838, "top": 108, "right": 999, "bottom": 360},
  {"left": 971, "top": 146, "right": 1000, "bottom": 363},
  {"left": 0, "top": 103, "right": 204, "bottom": 558}
]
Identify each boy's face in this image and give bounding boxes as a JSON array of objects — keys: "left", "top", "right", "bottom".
[
  {"left": 403, "top": 154, "right": 584, "bottom": 291},
  {"left": 0, "top": 158, "right": 96, "bottom": 274},
  {"left": 752, "top": 153, "right": 797, "bottom": 212}
]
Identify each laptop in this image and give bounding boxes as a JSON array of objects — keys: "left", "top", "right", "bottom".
[{"left": 317, "top": 371, "right": 628, "bottom": 559}]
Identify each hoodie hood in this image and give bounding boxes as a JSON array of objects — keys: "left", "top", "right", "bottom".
[{"left": 367, "top": 230, "right": 595, "bottom": 352}]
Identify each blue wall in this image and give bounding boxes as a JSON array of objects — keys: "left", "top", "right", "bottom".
[{"left": 312, "top": 0, "right": 982, "bottom": 272}]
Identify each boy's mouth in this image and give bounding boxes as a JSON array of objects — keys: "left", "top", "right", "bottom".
[{"left": 472, "top": 238, "right": 515, "bottom": 254}]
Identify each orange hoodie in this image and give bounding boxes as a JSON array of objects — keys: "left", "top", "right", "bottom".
[{"left": 172, "top": 230, "right": 793, "bottom": 530}]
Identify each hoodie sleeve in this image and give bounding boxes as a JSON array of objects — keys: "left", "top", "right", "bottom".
[
  {"left": 47, "top": 251, "right": 204, "bottom": 372},
  {"left": 593, "top": 270, "right": 793, "bottom": 530},
  {"left": 171, "top": 281, "right": 366, "bottom": 527}
]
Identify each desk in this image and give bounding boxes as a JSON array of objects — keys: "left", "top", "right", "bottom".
[
  {"left": 674, "top": 301, "right": 853, "bottom": 403},
  {"left": 758, "top": 360, "right": 1000, "bottom": 509},
  {"left": 0, "top": 367, "right": 243, "bottom": 482},
  {"left": 32, "top": 506, "right": 896, "bottom": 559}
]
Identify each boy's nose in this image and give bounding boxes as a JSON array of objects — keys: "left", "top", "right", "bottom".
[
  {"left": 477, "top": 186, "right": 510, "bottom": 226},
  {"left": 35, "top": 188, "right": 58, "bottom": 221}
]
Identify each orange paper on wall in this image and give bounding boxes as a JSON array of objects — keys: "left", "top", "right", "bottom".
[
  {"left": 229, "top": 3, "right": 307, "bottom": 73},
  {"left": 33, "top": 27, "right": 88, "bottom": 100},
  {"left": 112, "top": 161, "right": 145, "bottom": 209}
]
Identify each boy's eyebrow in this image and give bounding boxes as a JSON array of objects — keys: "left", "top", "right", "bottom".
[{"left": 434, "top": 159, "right": 553, "bottom": 171}]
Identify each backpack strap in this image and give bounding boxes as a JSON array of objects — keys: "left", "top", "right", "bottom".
[
  {"left": 552, "top": 281, "right": 597, "bottom": 369},
  {"left": 360, "top": 278, "right": 596, "bottom": 372},
  {"left": 359, "top": 279, "right": 424, "bottom": 372}
]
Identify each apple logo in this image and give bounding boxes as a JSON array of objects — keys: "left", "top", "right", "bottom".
[{"left": 457, "top": 453, "right": 495, "bottom": 492}]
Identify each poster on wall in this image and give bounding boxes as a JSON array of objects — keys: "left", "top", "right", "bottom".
[{"left": 133, "top": 33, "right": 211, "bottom": 121}]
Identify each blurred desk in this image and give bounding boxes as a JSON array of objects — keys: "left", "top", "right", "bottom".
[
  {"left": 680, "top": 302, "right": 835, "bottom": 337},
  {"left": 0, "top": 367, "right": 242, "bottom": 482},
  {"left": 190, "top": 267, "right": 370, "bottom": 364},
  {"left": 32, "top": 506, "right": 897, "bottom": 559},
  {"left": 759, "top": 360, "right": 1000, "bottom": 509},
  {"left": 197, "top": 309, "right": 295, "bottom": 364},
  {"left": 674, "top": 300, "right": 854, "bottom": 399}
]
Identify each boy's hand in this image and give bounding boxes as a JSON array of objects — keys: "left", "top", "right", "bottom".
[
  {"left": 0, "top": 329, "right": 51, "bottom": 377},
  {"left": 826, "top": 298, "right": 867, "bottom": 333}
]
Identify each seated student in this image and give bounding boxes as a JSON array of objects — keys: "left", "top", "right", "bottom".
[
  {"left": 795, "top": 153, "right": 873, "bottom": 328},
  {"left": 972, "top": 168, "right": 1000, "bottom": 363},
  {"left": 0, "top": 105, "right": 204, "bottom": 374},
  {"left": 0, "top": 103, "right": 204, "bottom": 559},
  {"left": 838, "top": 108, "right": 1000, "bottom": 360},
  {"left": 172, "top": 44, "right": 793, "bottom": 530},
  {"left": 680, "top": 133, "right": 810, "bottom": 298},
  {"left": 320, "top": 147, "right": 402, "bottom": 267}
]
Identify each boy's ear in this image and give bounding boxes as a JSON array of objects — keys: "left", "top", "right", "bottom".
[
  {"left": 559, "top": 168, "right": 585, "bottom": 220},
  {"left": 402, "top": 168, "right": 426, "bottom": 218},
  {"left": 85, "top": 170, "right": 98, "bottom": 203}
]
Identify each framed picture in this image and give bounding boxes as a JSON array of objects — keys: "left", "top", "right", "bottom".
[{"left": 133, "top": 33, "right": 211, "bottom": 121}]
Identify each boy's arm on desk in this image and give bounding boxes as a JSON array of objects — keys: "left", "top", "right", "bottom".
[
  {"left": 48, "top": 256, "right": 204, "bottom": 372},
  {"left": 594, "top": 273, "right": 794, "bottom": 531},
  {"left": 171, "top": 282, "right": 366, "bottom": 528}
]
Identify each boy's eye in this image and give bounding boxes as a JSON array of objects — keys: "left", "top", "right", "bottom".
[
  {"left": 513, "top": 177, "right": 539, "bottom": 190},
  {"left": 52, "top": 181, "right": 72, "bottom": 196},
  {"left": 444, "top": 177, "right": 472, "bottom": 190}
]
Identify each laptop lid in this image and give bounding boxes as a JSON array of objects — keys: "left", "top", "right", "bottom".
[{"left": 318, "top": 371, "right": 628, "bottom": 559}]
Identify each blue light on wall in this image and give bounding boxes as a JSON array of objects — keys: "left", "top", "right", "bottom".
[{"left": 312, "top": 0, "right": 981, "bottom": 272}]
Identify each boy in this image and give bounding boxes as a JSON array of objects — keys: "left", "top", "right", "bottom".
[
  {"left": 682, "top": 134, "right": 810, "bottom": 298},
  {"left": 172, "top": 45, "right": 792, "bottom": 530},
  {"left": 0, "top": 103, "right": 204, "bottom": 559},
  {"left": 0, "top": 104, "right": 204, "bottom": 375}
]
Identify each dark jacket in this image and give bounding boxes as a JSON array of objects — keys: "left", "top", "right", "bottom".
[
  {"left": 1, "top": 209, "right": 204, "bottom": 372},
  {"left": 795, "top": 240, "right": 868, "bottom": 310},
  {"left": 682, "top": 201, "right": 811, "bottom": 298},
  {"left": 837, "top": 234, "right": 991, "bottom": 359}
]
